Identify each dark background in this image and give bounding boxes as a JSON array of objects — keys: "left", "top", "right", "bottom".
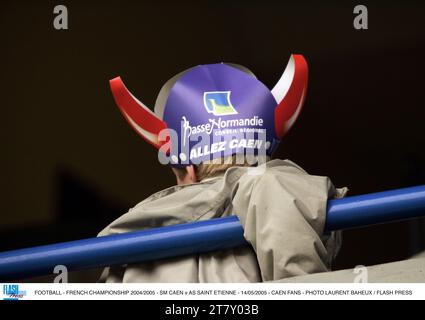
[{"left": 0, "top": 0, "right": 424, "bottom": 280}]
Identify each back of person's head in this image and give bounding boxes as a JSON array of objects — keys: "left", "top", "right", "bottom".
[
  {"left": 109, "top": 56, "right": 308, "bottom": 184},
  {"left": 174, "top": 154, "right": 270, "bottom": 182}
]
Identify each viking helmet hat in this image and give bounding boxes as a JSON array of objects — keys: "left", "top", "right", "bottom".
[{"left": 110, "top": 55, "right": 308, "bottom": 166}]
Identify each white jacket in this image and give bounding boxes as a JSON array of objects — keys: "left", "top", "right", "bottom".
[{"left": 98, "top": 159, "right": 347, "bottom": 282}]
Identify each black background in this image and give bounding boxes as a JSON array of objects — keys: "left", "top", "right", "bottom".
[{"left": 0, "top": 0, "right": 424, "bottom": 280}]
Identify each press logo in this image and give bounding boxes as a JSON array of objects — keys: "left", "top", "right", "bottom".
[
  {"left": 203, "top": 91, "right": 238, "bottom": 116},
  {"left": 3, "top": 284, "right": 26, "bottom": 300}
]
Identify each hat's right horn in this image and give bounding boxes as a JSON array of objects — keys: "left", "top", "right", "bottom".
[{"left": 272, "top": 54, "right": 308, "bottom": 139}]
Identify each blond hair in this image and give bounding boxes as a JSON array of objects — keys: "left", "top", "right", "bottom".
[{"left": 174, "top": 154, "right": 269, "bottom": 182}]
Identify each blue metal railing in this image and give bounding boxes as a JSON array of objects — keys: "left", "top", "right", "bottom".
[{"left": 1, "top": 184, "right": 425, "bottom": 281}]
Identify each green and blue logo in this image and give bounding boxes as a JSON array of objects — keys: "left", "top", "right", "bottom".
[{"left": 203, "top": 91, "right": 238, "bottom": 116}]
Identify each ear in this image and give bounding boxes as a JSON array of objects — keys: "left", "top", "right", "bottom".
[
  {"left": 172, "top": 165, "right": 198, "bottom": 185},
  {"left": 185, "top": 165, "right": 197, "bottom": 183}
]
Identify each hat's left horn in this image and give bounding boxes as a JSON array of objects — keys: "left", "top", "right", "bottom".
[
  {"left": 272, "top": 54, "right": 308, "bottom": 139},
  {"left": 109, "top": 77, "right": 168, "bottom": 149}
]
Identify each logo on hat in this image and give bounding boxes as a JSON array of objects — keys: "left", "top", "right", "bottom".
[{"left": 203, "top": 91, "right": 238, "bottom": 116}]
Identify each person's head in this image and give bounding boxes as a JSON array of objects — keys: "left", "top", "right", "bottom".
[{"left": 109, "top": 56, "right": 308, "bottom": 181}]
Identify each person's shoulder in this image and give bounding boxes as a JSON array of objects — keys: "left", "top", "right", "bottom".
[
  {"left": 264, "top": 159, "right": 309, "bottom": 175},
  {"left": 132, "top": 178, "right": 219, "bottom": 209},
  {"left": 98, "top": 178, "right": 225, "bottom": 237},
  {"left": 234, "top": 158, "right": 335, "bottom": 195},
  {"left": 234, "top": 159, "right": 309, "bottom": 184}
]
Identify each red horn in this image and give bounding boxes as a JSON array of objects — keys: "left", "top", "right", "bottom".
[
  {"left": 272, "top": 54, "right": 308, "bottom": 139},
  {"left": 109, "top": 77, "right": 168, "bottom": 149}
]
